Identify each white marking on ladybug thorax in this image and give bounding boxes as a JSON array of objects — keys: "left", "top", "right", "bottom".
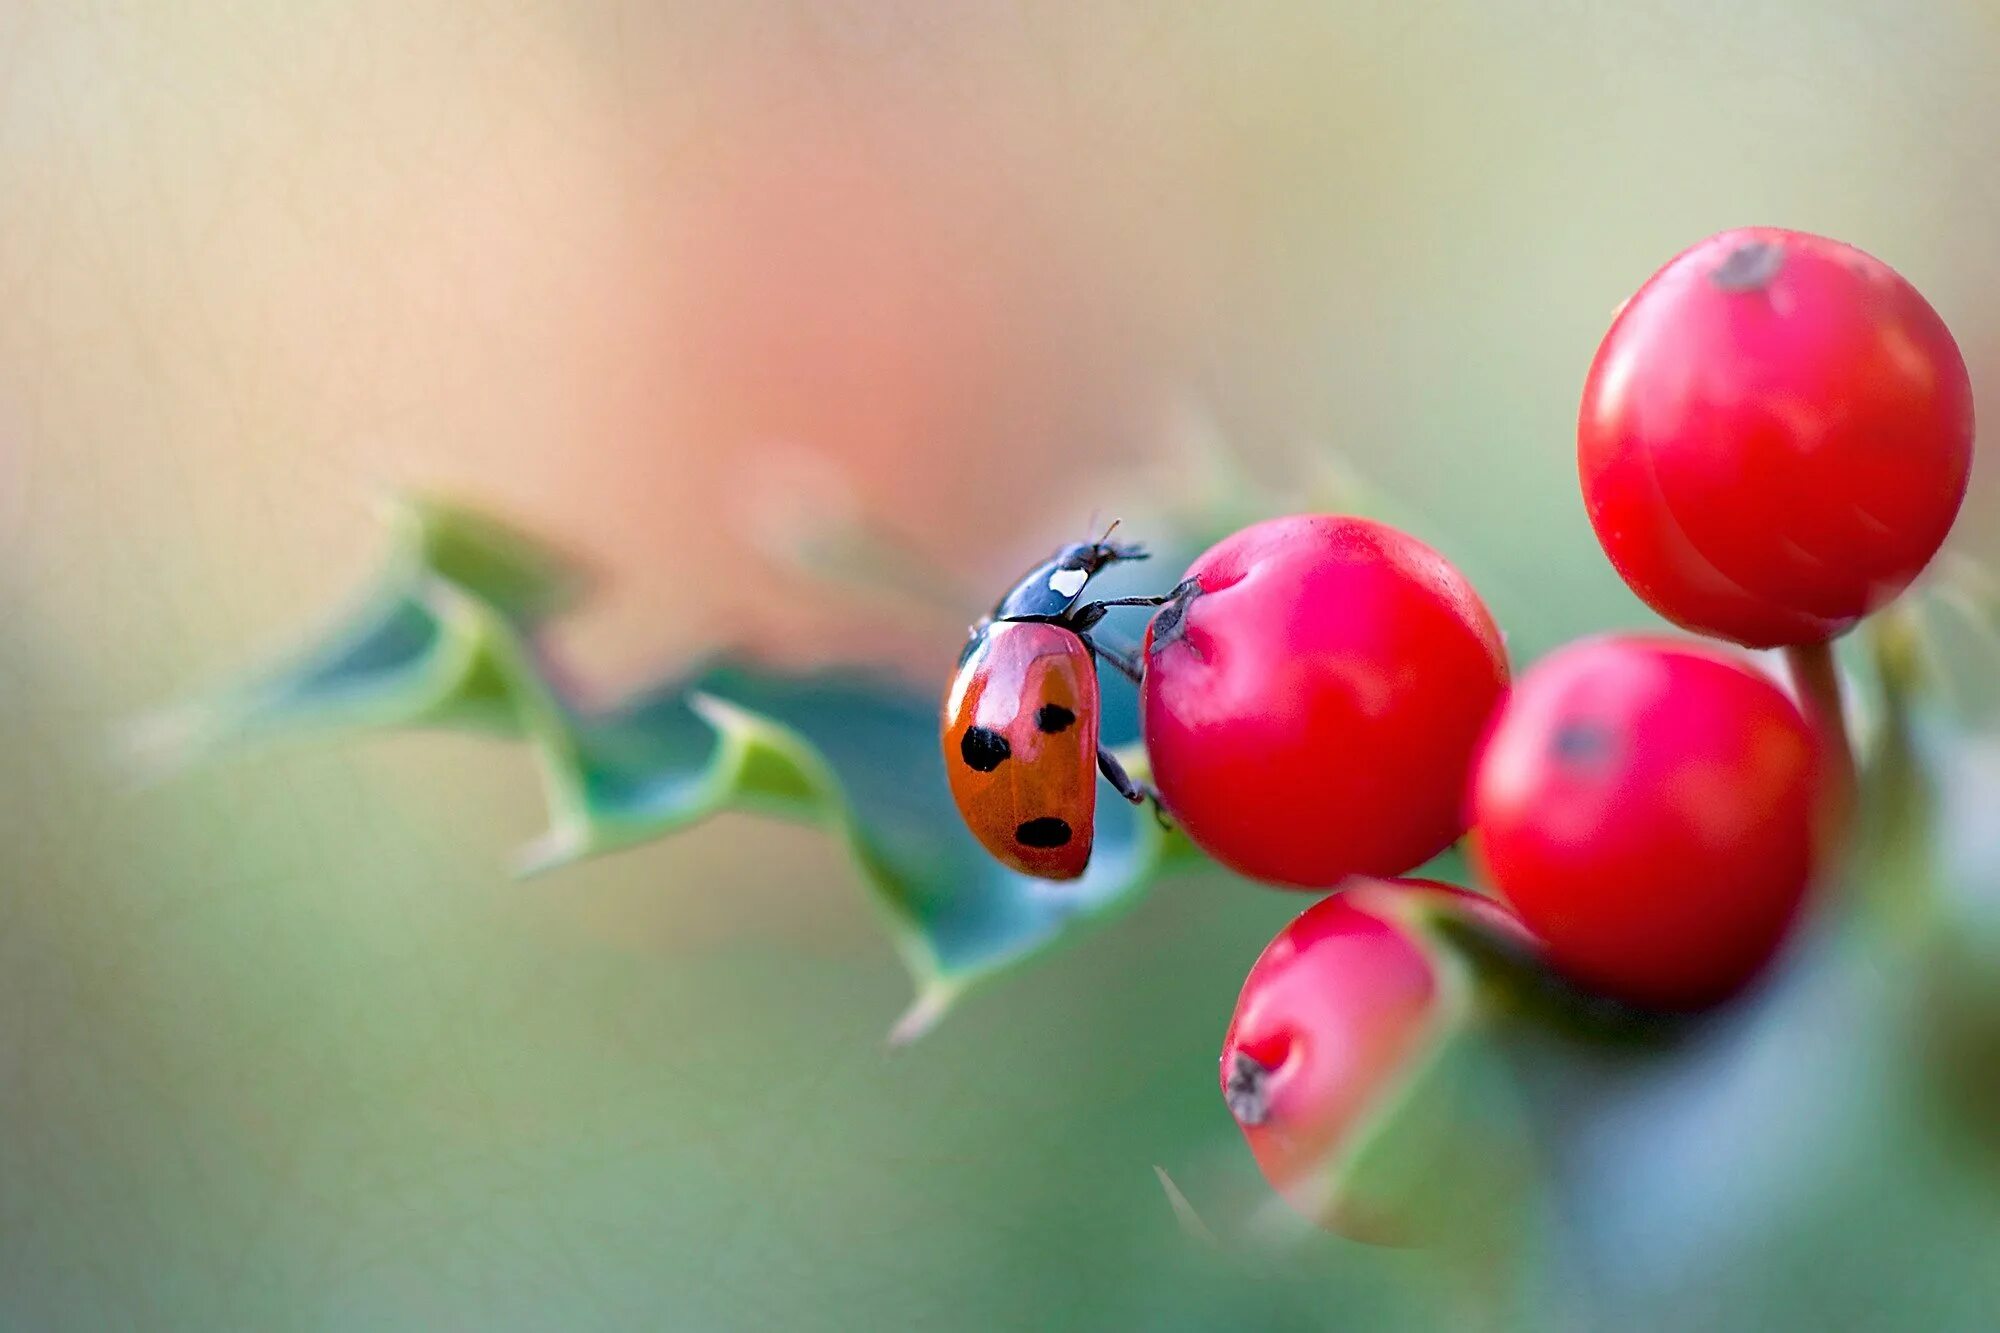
[{"left": 1048, "top": 567, "right": 1088, "bottom": 597}]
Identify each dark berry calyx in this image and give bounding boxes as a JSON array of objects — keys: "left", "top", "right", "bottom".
[
  {"left": 1549, "top": 720, "right": 1615, "bottom": 765},
  {"left": 1147, "top": 579, "right": 1204, "bottom": 657},
  {"left": 1710, "top": 238, "right": 1786, "bottom": 292},
  {"left": 1224, "top": 1050, "right": 1272, "bottom": 1126}
]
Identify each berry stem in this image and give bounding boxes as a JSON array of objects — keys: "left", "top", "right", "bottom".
[{"left": 1784, "top": 639, "right": 1855, "bottom": 840}]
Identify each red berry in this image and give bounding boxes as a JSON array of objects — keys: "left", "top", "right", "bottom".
[
  {"left": 1220, "top": 878, "right": 1526, "bottom": 1240},
  {"left": 1470, "top": 635, "right": 1825, "bottom": 1009},
  {"left": 1579, "top": 227, "right": 1974, "bottom": 648},
  {"left": 1141, "top": 515, "right": 1508, "bottom": 887}
]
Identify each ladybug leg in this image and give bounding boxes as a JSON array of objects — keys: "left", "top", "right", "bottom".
[
  {"left": 1096, "top": 746, "right": 1172, "bottom": 828},
  {"left": 1067, "top": 601, "right": 1111, "bottom": 634},
  {"left": 1080, "top": 634, "right": 1143, "bottom": 685},
  {"left": 1074, "top": 586, "right": 1188, "bottom": 616},
  {"left": 1070, "top": 578, "right": 1201, "bottom": 638},
  {"left": 1095, "top": 744, "right": 1146, "bottom": 803}
]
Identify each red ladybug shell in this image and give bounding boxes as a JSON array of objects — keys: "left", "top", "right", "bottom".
[{"left": 942, "top": 621, "right": 1101, "bottom": 880}]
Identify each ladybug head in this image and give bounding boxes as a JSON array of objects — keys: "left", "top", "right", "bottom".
[
  {"left": 990, "top": 526, "right": 1152, "bottom": 624},
  {"left": 1059, "top": 525, "right": 1149, "bottom": 575}
]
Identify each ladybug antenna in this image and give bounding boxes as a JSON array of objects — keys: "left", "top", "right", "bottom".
[{"left": 1094, "top": 516, "right": 1147, "bottom": 564}]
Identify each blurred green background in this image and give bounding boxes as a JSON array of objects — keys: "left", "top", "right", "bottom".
[{"left": 2, "top": 3, "right": 1997, "bottom": 1328}]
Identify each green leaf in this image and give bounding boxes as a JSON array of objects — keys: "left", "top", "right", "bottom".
[
  {"left": 132, "top": 498, "right": 584, "bottom": 762},
  {"left": 512, "top": 661, "right": 1197, "bottom": 1042},
  {"left": 145, "top": 496, "right": 1198, "bottom": 1042},
  {"left": 397, "top": 492, "right": 590, "bottom": 623},
  {"left": 1858, "top": 609, "right": 2000, "bottom": 1164}
]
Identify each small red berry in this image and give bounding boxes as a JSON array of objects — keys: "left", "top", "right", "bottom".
[
  {"left": 1220, "top": 878, "right": 1527, "bottom": 1241},
  {"left": 1579, "top": 227, "right": 1974, "bottom": 648},
  {"left": 1470, "top": 635, "right": 1825, "bottom": 1009},
  {"left": 1141, "top": 515, "right": 1508, "bottom": 888}
]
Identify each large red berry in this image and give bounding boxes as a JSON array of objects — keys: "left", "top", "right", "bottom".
[
  {"left": 1220, "top": 878, "right": 1527, "bottom": 1241},
  {"left": 1579, "top": 226, "right": 1974, "bottom": 648},
  {"left": 1470, "top": 635, "right": 1825, "bottom": 1009},
  {"left": 1141, "top": 515, "right": 1508, "bottom": 888}
]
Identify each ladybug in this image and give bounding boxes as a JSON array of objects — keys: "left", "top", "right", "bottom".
[{"left": 942, "top": 529, "right": 1183, "bottom": 880}]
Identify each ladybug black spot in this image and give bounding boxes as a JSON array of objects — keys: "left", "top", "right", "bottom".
[
  {"left": 1035, "top": 703, "right": 1076, "bottom": 734},
  {"left": 1015, "top": 817, "right": 1073, "bottom": 848},
  {"left": 960, "top": 726, "right": 1011, "bottom": 772}
]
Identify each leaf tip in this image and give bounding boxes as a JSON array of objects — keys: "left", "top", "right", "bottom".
[
  {"left": 684, "top": 690, "right": 742, "bottom": 731},
  {"left": 513, "top": 824, "right": 590, "bottom": 878},
  {"left": 1153, "top": 1165, "right": 1218, "bottom": 1245},
  {"left": 886, "top": 984, "right": 959, "bottom": 1049},
  {"left": 116, "top": 702, "right": 232, "bottom": 782}
]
